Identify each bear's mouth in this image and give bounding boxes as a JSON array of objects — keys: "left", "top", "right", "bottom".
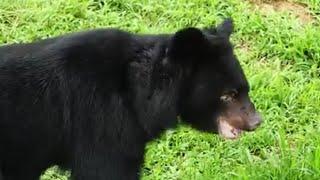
[{"left": 218, "top": 118, "right": 243, "bottom": 139}]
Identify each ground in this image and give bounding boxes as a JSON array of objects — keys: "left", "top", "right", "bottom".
[{"left": 0, "top": 0, "right": 319, "bottom": 179}]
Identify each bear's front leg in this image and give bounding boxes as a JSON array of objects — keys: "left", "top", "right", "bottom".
[{"left": 71, "top": 146, "right": 143, "bottom": 180}]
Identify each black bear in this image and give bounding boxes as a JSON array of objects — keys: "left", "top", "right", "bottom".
[{"left": 0, "top": 18, "right": 261, "bottom": 180}]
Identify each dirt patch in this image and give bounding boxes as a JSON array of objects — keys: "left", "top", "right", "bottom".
[{"left": 250, "top": 0, "right": 314, "bottom": 24}]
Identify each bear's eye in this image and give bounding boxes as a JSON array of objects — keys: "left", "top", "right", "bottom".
[
  {"left": 220, "top": 94, "right": 233, "bottom": 102},
  {"left": 220, "top": 89, "right": 237, "bottom": 102}
]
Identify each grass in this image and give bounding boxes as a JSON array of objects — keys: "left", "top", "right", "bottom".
[{"left": 0, "top": 0, "right": 319, "bottom": 179}]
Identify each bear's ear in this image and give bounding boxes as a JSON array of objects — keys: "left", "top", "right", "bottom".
[
  {"left": 167, "top": 27, "right": 208, "bottom": 62},
  {"left": 216, "top": 18, "right": 234, "bottom": 37}
]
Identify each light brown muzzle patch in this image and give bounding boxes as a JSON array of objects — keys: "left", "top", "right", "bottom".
[{"left": 218, "top": 94, "right": 262, "bottom": 139}]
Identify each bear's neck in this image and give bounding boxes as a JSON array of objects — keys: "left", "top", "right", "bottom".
[{"left": 127, "top": 36, "right": 180, "bottom": 140}]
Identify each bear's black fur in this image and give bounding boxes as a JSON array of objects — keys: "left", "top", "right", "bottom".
[{"left": 0, "top": 19, "right": 260, "bottom": 180}]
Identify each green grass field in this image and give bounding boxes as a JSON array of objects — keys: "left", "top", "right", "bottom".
[{"left": 0, "top": 0, "right": 319, "bottom": 179}]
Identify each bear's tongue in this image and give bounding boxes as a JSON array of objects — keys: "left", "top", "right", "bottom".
[{"left": 218, "top": 118, "right": 242, "bottom": 139}]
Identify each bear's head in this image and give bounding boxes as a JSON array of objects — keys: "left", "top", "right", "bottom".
[{"left": 166, "top": 18, "right": 262, "bottom": 139}]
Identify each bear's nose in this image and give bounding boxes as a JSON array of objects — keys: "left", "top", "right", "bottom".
[{"left": 248, "top": 113, "right": 262, "bottom": 131}]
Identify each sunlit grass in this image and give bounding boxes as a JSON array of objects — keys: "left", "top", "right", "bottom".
[{"left": 0, "top": 0, "right": 319, "bottom": 179}]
